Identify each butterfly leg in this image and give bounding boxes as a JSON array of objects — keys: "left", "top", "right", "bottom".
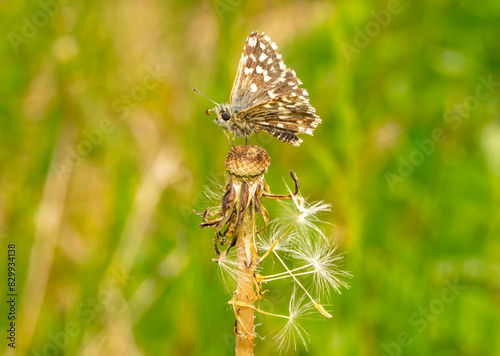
[{"left": 222, "top": 128, "right": 233, "bottom": 146}]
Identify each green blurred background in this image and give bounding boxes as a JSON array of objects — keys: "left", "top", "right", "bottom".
[{"left": 1, "top": 0, "right": 500, "bottom": 355}]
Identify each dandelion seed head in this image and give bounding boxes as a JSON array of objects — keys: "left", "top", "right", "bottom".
[{"left": 200, "top": 167, "right": 352, "bottom": 353}]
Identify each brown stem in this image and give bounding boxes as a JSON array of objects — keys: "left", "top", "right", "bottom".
[{"left": 235, "top": 197, "right": 256, "bottom": 355}]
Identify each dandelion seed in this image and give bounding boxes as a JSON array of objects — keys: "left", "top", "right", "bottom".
[
  {"left": 216, "top": 251, "right": 238, "bottom": 292},
  {"left": 258, "top": 221, "right": 296, "bottom": 254},
  {"left": 269, "top": 241, "right": 333, "bottom": 318},
  {"left": 274, "top": 291, "right": 314, "bottom": 352},
  {"left": 203, "top": 178, "right": 226, "bottom": 210},
  {"left": 291, "top": 238, "right": 351, "bottom": 300},
  {"left": 278, "top": 186, "right": 332, "bottom": 239}
]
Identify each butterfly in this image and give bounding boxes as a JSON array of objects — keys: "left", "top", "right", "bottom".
[{"left": 193, "top": 31, "right": 321, "bottom": 146}]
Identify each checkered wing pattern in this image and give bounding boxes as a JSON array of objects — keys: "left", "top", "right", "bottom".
[{"left": 230, "top": 31, "right": 321, "bottom": 146}]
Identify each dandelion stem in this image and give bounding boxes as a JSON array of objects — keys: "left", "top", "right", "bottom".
[
  {"left": 224, "top": 146, "right": 272, "bottom": 356},
  {"left": 235, "top": 194, "right": 257, "bottom": 355}
]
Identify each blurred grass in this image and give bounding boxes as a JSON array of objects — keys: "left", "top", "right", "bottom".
[{"left": 1, "top": 0, "right": 500, "bottom": 355}]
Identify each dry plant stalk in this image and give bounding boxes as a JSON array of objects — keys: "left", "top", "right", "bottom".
[
  {"left": 197, "top": 145, "right": 350, "bottom": 354},
  {"left": 198, "top": 145, "right": 295, "bottom": 354}
]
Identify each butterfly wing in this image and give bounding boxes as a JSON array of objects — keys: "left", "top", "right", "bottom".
[
  {"left": 230, "top": 31, "right": 321, "bottom": 146},
  {"left": 237, "top": 96, "right": 320, "bottom": 146}
]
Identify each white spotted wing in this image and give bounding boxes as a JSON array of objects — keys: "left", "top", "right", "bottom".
[{"left": 229, "top": 31, "right": 321, "bottom": 146}]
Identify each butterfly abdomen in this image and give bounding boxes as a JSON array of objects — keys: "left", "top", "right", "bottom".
[
  {"left": 257, "top": 124, "right": 302, "bottom": 146},
  {"left": 229, "top": 119, "right": 256, "bottom": 138}
]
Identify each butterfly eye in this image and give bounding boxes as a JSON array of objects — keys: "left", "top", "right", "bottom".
[{"left": 221, "top": 111, "right": 231, "bottom": 121}]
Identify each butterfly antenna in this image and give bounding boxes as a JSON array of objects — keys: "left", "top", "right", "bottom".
[{"left": 192, "top": 88, "right": 219, "bottom": 107}]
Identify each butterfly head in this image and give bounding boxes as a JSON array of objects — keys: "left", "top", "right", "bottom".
[
  {"left": 193, "top": 88, "right": 239, "bottom": 131},
  {"left": 212, "top": 104, "right": 237, "bottom": 129}
]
